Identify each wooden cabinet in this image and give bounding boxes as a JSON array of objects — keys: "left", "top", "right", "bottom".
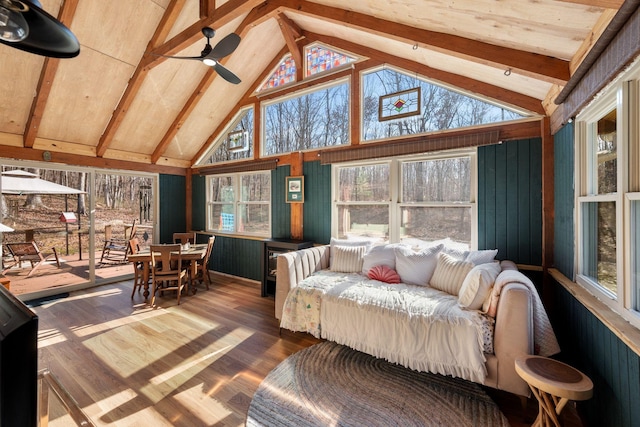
[{"left": 261, "top": 239, "right": 313, "bottom": 297}]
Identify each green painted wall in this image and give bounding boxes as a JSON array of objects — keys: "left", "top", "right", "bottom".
[
  {"left": 303, "top": 161, "right": 332, "bottom": 244},
  {"left": 271, "top": 165, "right": 291, "bottom": 239},
  {"left": 192, "top": 174, "right": 206, "bottom": 235},
  {"left": 553, "top": 124, "right": 575, "bottom": 278},
  {"left": 552, "top": 281, "right": 640, "bottom": 427},
  {"left": 477, "top": 139, "right": 542, "bottom": 264},
  {"left": 208, "top": 235, "right": 262, "bottom": 281},
  {"left": 159, "top": 174, "right": 186, "bottom": 244}
]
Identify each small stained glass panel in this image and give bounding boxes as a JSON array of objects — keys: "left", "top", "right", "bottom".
[
  {"left": 260, "top": 54, "right": 297, "bottom": 91},
  {"left": 379, "top": 87, "right": 421, "bottom": 121}
]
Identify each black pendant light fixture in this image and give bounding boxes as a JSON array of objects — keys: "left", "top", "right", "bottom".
[{"left": 0, "top": 0, "right": 79, "bottom": 58}]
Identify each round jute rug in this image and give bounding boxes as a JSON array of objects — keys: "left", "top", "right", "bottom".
[{"left": 246, "top": 341, "right": 510, "bottom": 427}]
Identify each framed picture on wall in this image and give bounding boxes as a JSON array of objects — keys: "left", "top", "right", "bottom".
[
  {"left": 378, "top": 87, "right": 421, "bottom": 122},
  {"left": 286, "top": 176, "right": 304, "bottom": 203}
]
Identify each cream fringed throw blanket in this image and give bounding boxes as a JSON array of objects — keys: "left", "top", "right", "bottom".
[
  {"left": 486, "top": 269, "right": 561, "bottom": 357},
  {"left": 281, "top": 271, "right": 491, "bottom": 383}
]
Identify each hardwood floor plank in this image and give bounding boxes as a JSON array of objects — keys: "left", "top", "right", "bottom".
[{"left": 35, "top": 274, "right": 582, "bottom": 426}]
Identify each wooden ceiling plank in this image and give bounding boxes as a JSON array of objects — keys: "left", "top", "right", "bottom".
[
  {"left": 151, "top": 70, "right": 217, "bottom": 163},
  {"left": 24, "top": 0, "right": 80, "bottom": 148},
  {"left": 96, "top": 0, "right": 188, "bottom": 157},
  {"left": 279, "top": 0, "right": 570, "bottom": 85},
  {"left": 306, "top": 32, "right": 546, "bottom": 115},
  {"left": 199, "top": 0, "right": 214, "bottom": 19}
]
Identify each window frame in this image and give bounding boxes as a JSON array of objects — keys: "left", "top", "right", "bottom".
[
  {"left": 575, "top": 62, "right": 640, "bottom": 328},
  {"left": 260, "top": 77, "right": 351, "bottom": 157},
  {"left": 205, "top": 170, "right": 271, "bottom": 238},
  {"left": 332, "top": 149, "right": 477, "bottom": 247}
]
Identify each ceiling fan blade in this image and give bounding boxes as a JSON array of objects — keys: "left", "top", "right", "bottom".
[
  {"left": 208, "top": 33, "right": 241, "bottom": 60},
  {"left": 213, "top": 62, "right": 241, "bottom": 84},
  {"left": 150, "top": 53, "right": 203, "bottom": 61}
]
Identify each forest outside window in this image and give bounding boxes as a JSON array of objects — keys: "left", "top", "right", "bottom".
[
  {"left": 575, "top": 61, "right": 640, "bottom": 328},
  {"left": 206, "top": 172, "right": 270, "bottom": 237},
  {"left": 333, "top": 151, "right": 475, "bottom": 246}
]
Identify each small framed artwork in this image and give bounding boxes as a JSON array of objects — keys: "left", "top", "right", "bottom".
[
  {"left": 228, "top": 130, "right": 248, "bottom": 152},
  {"left": 378, "top": 87, "right": 421, "bottom": 122},
  {"left": 286, "top": 176, "right": 304, "bottom": 203}
]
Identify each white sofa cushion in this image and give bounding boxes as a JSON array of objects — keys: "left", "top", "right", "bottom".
[
  {"left": 465, "top": 249, "right": 498, "bottom": 265},
  {"left": 331, "top": 245, "right": 367, "bottom": 273},
  {"left": 361, "top": 243, "right": 406, "bottom": 274},
  {"left": 330, "top": 237, "right": 375, "bottom": 268},
  {"left": 429, "top": 252, "right": 474, "bottom": 295},
  {"left": 394, "top": 244, "right": 443, "bottom": 286},
  {"left": 458, "top": 261, "right": 501, "bottom": 310}
]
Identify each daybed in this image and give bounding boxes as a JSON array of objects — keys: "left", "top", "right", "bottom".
[{"left": 275, "top": 240, "right": 560, "bottom": 397}]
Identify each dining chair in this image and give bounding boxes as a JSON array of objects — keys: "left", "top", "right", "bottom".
[
  {"left": 129, "top": 237, "right": 146, "bottom": 298},
  {"left": 193, "top": 236, "right": 215, "bottom": 291},
  {"left": 172, "top": 232, "right": 196, "bottom": 245},
  {"left": 150, "top": 244, "right": 187, "bottom": 306}
]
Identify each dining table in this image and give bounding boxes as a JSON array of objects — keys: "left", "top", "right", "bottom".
[{"left": 128, "top": 243, "right": 207, "bottom": 302}]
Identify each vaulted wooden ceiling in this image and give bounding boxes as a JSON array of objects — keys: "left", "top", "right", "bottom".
[{"left": 0, "top": 0, "right": 622, "bottom": 174}]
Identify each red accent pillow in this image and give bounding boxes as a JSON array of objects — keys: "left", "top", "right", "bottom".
[{"left": 367, "top": 265, "right": 401, "bottom": 284}]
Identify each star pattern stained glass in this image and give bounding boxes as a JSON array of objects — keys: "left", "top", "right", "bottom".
[
  {"left": 306, "top": 45, "right": 356, "bottom": 77},
  {"left": 378, "top": 87, "right": 421, "bottom": 122},
  {"left": 260, "top": 54, "right": 297, "bottom": 91}
]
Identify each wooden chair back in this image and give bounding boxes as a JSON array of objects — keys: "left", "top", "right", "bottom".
[
  {"left": 173, "top": 232, "right": 196, "bottom": 245},
  {"left": 150, "top": 244, "right": 182, "bottom": 277}
]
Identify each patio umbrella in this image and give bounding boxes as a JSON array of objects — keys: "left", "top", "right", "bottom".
[{"left": 1, "top": 170, "right": 84, "bottom": 195}]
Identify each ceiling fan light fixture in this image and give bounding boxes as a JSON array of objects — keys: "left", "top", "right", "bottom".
[
  {"left": 0, "top": 0, "right": 79, "bottom": 58},
  {"left": 0, "top": 0, "right": 29, "bottom": 42},
  {"left": 202, "top": 58, "right": 216, "bottom": 66}
]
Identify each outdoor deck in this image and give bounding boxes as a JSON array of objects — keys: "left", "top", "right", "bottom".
[{"left": 2, "top": 252, "right": 134, "bottom": 296}]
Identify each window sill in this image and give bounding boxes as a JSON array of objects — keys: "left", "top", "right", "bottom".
[{"left": 549, "top": 268, "right": 640, "bottom": 357}]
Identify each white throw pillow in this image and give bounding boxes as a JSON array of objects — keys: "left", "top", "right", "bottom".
[
  {"left": 458, "top": 261, "right": 501, "bottom": 310},
  {"left": 330, "top": 237, "right": 374, "bottom": 267},
  {"left": 361, "top": 243, "right": 406, "bottom": 275},
  {"left": 465, "top": 249, "right": 498, "bottom": 265},
  {"left": 331, "top": 245, "right": 367, "bottom": 273},
  {"left": 394, "top": 244, "right": 443, "bottom": 286},
  {"left": 429, "top": 252, "right": 474, "bottom": 295}
]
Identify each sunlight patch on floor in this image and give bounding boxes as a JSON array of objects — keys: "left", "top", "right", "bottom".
[
  {"left": 173, "top": 383, "right": 234, "bottom": 425},
  {"left": 70, "top": 307, "right": 164, "bottom": 337},
  {"left": 149, "top": 345, "right": 232, "bottom": 385},
  {"left": 38, "top": 327, "right": 68, "bottom": 348}
]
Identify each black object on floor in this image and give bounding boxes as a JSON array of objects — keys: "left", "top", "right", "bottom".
[{"left": 25, "top": 293, "right": 70, "bottom": 307}]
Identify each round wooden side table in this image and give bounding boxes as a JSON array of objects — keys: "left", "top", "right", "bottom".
[{"left": 515, "top": 355, "right": 593, "bottom": 427}]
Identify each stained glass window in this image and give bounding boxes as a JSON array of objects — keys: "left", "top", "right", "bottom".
[
  {"left": 259, "top": 54, "right": 297, "bottom": 92},
  {"left": 305, "top": 44, "right": 356, "bottom": 77}
]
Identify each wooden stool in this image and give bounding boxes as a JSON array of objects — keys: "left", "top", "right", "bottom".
[{"left": 515, "top": 355, "right": 593, "bottom": 427}]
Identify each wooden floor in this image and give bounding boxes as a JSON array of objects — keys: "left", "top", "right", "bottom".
[{"left": 35, "top": 273, "right": 585, "bottom": 427}]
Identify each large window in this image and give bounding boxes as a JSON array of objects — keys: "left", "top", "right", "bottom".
[
  {"left": 206, "top": 172, "right": 270, "bottom": 237},
  {"left": 333, "top": 151, "right": 475, "bottom": 246},
  {"left": 576, "top": 63, "right": 640, "bottom": 327},
  {"left": 262, "top": 79, "right": 350, "bottom": 155}
]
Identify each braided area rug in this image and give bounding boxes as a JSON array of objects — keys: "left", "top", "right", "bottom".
[{"left": 247, "top": 341, "right": 510, "bottom": 426}]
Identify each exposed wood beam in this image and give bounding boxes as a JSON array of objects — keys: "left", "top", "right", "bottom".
[
  {"left": 276, "top": 12, "right": 303, "bottom": 80},
  {"left": 24, "top": 0, "right": 79, "bottom": 148},
  {"left": 279, "top": 0, "right": 570, "bottom": 85},
  {"left": 306, "top": 32, "right": 546, "bottom": 115},
  {"left": 554, "top": 0, "right": 623, "bottom": 8},
  {"left": 96, "top": 0, "right": 187, "bottom": 158},
  {"left": 0, "top": 143, "right": 186, "bottom": 176},
  {"left": 199, "top": 0, "right": 214, "bottom": 18}
]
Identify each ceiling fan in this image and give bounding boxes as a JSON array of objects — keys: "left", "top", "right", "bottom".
[
  {"left": 0, "top": 0, "right": 80, "bottom": 58},
  {"left": 156, "top": 27, "right": 241, "bottom": 85}
]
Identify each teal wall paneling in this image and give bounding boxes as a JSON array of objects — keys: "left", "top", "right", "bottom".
[
  {"left": 553, "top": 281, "right": 640, "bottom": 426},
  {"left": 554, "top": 123, "right": 575, "bottom": 278},
  {"left": 271, "top": 165, "right": 291, "bottom": 239},
  {"left": 159, "top": 174, "right": 186, "bottom": 244},
  {"left": 303, "top": 161, "right": 331, "bottom": 244},
  {"left": 477, "top": 139, "right": 542, "bottom": 265},
  {"left": 209, "top": 235, "right": 262, "bottom": 281},
  {"left": 191, "top": 174, "right": 206, "bottom": 236}
]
